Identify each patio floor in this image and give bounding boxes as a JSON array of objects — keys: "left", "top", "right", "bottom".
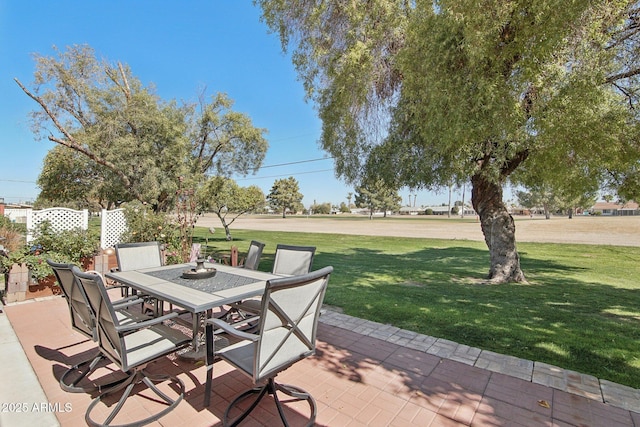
[{"left": 2, "top": 295, "right": 640, "bottom": 426}]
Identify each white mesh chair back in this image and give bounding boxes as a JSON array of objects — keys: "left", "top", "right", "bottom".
[
  {"left": 115, "top": 241, "right": 163, "bottom": 271},
  {"left": 243, "top": 240, "right": 266, "bottom": 270},
  {"left": 272, "top": 244, "right": 316, "bottom": 276},
  {"left": 253, "top": 266, "right": 331, "bottom": 382}
]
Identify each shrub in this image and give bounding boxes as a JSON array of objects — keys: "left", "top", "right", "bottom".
[
  {"left": 0, "top": 217, "right": 25, "bottom": 255},
  {"left": 31, "top": 221, "right": 99, "bottom": 262},
  {"left": 1, "top": 221, "right": 100, "bottom": 281},
  {"left": 120, "top": 202, "right": 185, "bottom": 264}
]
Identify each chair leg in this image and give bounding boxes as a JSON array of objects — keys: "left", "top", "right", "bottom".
[
  {"left": 224, "top": 378, "right": 316, "bottom": 427},
  {"left": 59, "top": 351, "right": 127, "bottom": 394},
  {"left": 85, "top": 369, "right": 185, "bottom": 427},
  {"left": 224, "top": 384, "right": 270, "bottom": 427},
  {"left": 274, "top": 381, "right": 317, "bottom": 427}
]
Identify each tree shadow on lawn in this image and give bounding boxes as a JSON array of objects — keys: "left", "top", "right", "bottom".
[{"left": 314, "top": 245, "right": 640, "bottom": 388}]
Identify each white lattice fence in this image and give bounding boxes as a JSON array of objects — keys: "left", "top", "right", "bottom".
[
  {"left": 100, "top": 208, "right": 127, "bottom": 249},
  {"left": 26, "top": 208, "right": 89, "bottom": 243}
]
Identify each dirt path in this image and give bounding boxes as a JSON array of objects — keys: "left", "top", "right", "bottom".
[{"left": 196, "top": 214, "right": 640, "bottom": 247}]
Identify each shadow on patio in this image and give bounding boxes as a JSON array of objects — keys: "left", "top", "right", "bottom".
[{"left": 3, "top": 296, "right": 639, "bottom": 426}]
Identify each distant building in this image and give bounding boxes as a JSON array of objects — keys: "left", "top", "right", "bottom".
[
  {"left": 590, "top": 201, "right": 640, "bottom": 216},
  {"left": 399, "top": 206, "right": 423, "bottom": 215}
]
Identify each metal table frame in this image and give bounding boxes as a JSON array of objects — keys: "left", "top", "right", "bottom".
[{"left": 106, "top": 262, "right": 277, "bottom": 355}]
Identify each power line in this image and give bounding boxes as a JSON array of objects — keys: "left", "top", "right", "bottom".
[
  {"left": 260, "top": 157, "right": 333, "bottom": 169},
  {"left": 237, "top": 168, "right": 334, "bottom": 181}
]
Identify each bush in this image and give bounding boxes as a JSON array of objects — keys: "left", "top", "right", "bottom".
[
  {"left": 0, "top": 221, "right": 100, "bottom": 281},
  {"left": 31, "top": 221, "right": 99, "bottom": 262},
  {"left": 120, "top": 202, "right": 185, "bottom": 264},
  {"left": 0, "top": 216, "right": 25, "bottom": 255}
]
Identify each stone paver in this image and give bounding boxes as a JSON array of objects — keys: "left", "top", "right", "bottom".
[{"left": 322, "top": 309, "right": 640, "bottom": 414}]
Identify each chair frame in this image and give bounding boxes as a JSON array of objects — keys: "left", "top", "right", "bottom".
[
  {"left": 204, "top": 266, "right": 333, "bottom": 426},
  {"left": 230, "top": 244, "right": 317, "bottom": 322},
  {"left": 73, "top": 269, "right": 190, "bottom": 427},
  {"left": 47, "top": 260, "right": 144, "bottom": 393}
]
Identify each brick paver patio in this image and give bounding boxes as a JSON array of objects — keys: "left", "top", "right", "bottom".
[{"left": 3, "top": 295, "right": 640, "bottom": 426}]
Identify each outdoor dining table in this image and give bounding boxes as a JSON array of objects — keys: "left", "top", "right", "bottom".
[{"left": 106, "top": 261, "right": 278, "bottom": 359}]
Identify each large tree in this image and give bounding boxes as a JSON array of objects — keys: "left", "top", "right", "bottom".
[
  {"left": 16, "top": 44, "right": 268, "bottom": 212},
  {"left": 257, "top": 0, "right": 640, "bottom": 283}
]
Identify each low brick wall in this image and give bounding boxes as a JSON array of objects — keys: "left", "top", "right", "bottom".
[{"left": 3, "top": 252, "right": 119, "bottom": 303}]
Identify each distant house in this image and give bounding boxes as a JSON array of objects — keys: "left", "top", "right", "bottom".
[
  {"left": 590, "top": 201, "right": 640, "bottom": 216},
  {"left": 399, "top": 206, "right": 423, "bottom": 215},
  {"left": 3, "top": 203, "right": 34, "bottom": 223}
]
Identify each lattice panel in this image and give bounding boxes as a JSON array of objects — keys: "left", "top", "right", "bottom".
[
  {"left": 26, "top": 208, "right": 89, "bottom": 243},
  {"left": 100, "top": 208, "right": 127, "bottom": 249}
]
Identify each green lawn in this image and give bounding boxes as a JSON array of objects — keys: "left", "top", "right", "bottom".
[{"left": 194, "top": 227, "right": 640, "bottom": 389}]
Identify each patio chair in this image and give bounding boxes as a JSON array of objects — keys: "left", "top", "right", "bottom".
[
  {"left": 203, "top": 266, "right": 333, "bottom": 426},
  {"left": 242, "top": 240, "right": 266, "bottom": 270},
  {"left": 46, "top": 260, "right": 147, "bottom": 393},
  {"left": 232, "top": 244, "right": 316, "bottom": 318},
  {"left": 216, "top": 241, "right": 266, "bottom": 323},
  {"left": 219, "top": 240, "right": 266, "bottom": 269},
  {"left": 271, "top": 244, "right": 316, "bottom": 276},
  {"left": 73, "top": 269, "right": 190, "bottom": 427},
  {"left": 114, "top": 241, "right": 165, "bottom": 312}
]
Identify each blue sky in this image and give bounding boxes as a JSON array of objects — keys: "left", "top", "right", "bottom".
[{"left": 1, "top": 0, "right": 457, "bottom": 208}]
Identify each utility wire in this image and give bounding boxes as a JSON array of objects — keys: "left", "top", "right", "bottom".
[
  {"left": 260, "top": 157, "right": 333, "bottom": 169},
  {"left": 237, "top": 168, "right": 334, "bottom": 181}
]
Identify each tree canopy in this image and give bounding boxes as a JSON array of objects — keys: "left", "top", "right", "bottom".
[
  {"left": 267, "top": 176, "right": 303, "bottom": 217},
  {"left": 35, "top": 145, "right": 128, "bottom": 210},
  {"left": 17, "top": 44, "right": 268, "bottom": 212},
  {"left": 354, "top": 179, "right": 402, "bottom": 218},
  {"left": 257, "top": 0, "right": 640, "bottom": 282},
  {"left": 198, "top": 176, "right": 265, "bottom": 240}
]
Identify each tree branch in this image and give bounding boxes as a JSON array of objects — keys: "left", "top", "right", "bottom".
[
  {"left": 605, "top": 67, "right": 640, "bottom": 84},
  {"left": 501, "top": 149, "right": 529, "bottom": 177},
  {"left": 14, "top": 77, "right": 136, "bottom": 192}
]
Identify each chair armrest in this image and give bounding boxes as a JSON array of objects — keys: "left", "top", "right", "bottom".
[
  {"left": 112, "top": 297, "right": 145, "bottom": 310},
  {"left": 115, "top": 311, "right": 179, "bottom": 333},
  {"left": 206, "top": 318, "right": 259, "bottom": 342}
]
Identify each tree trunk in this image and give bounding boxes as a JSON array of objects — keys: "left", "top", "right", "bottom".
[
  {"left": 216, "top": 213, "right": 233, "bottom": 240},
  {"left": 471, "top": 174, "right": 526, "bottom": 283}
]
